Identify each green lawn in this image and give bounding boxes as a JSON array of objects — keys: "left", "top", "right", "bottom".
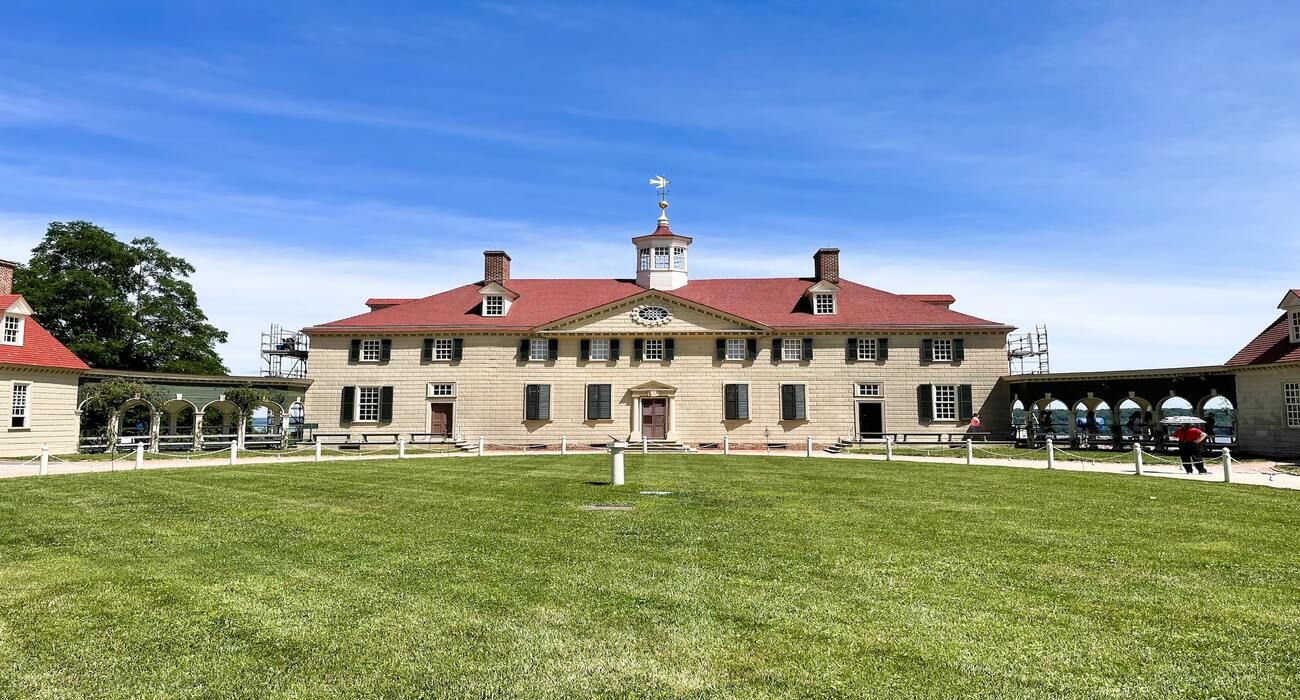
[
  {"left": 845, "top": 444, "right": 1258, "bottom": 465},
  {"left": 0, "top": 456, "right": 1296, "bottom": 699}
]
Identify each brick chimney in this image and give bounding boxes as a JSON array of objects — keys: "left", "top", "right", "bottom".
[
  {"left": 0, "top": 259, "right": 14, "bottom": 295},
  {"left": 813, "top": 248, "right": 840, "bottom": 284},
  {"left": 483, "top": 250, "right": 511, "bottom": 285}
]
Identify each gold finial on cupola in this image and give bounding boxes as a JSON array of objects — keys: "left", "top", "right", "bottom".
[{"left": 649, "top": 175, "right": 670, "bottom": 225}]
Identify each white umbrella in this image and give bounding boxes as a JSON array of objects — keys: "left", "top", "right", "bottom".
[{"left": 1159, "top": 416, "right": 1205, "bottom": 425}]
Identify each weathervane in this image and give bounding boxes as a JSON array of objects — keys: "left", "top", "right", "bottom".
[{"left": 648, "top": 175, "right": 670, "bottom": 224}]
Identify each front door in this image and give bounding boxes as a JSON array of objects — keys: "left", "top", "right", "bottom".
[
  {"left": 858, "top": 402, "right": 884, "bottom": 438},
  {"left": 641, "top": 398, "right": 667, "bottom": 439},
  {"left": 430, "top": 403, "right": 454, "bottom": 437}
]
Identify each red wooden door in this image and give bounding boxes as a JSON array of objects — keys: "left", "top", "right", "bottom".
[
  {"left": 642, "top": 399, "right": 667, "bottom": 439},
  {"left": 430, "top": 403, "right": 453, "bottom": 436}
]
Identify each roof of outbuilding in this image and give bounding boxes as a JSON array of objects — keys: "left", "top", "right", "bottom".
[
  {"left": 1225, "top": 312, "right": 1300, "bottom": 367},
  {"left": 0, "top": 294, "right": 89, "bottom": 371},
  {"left": 305, "top": 277, "right": 1008, "bottom": 333}
]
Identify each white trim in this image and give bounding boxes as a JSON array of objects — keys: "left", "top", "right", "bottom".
[
  {"left": 9, "top": 380, "right": 30, "bottom": 429},
  {"left": 588, "top": 338, "right": 611, "bottom": 361},
  {"left": 1290, "top": 310, "right": 1300, "bottom": 344},
  {"left": 642, "top": 338, "right": 665, "bottom": 361},
  {"left": 528, "top": 338, "right": 550, "bottom": 361},
  {"left": 854, "top": 382, "right": 882, "bottom": 398},
  {"left": 1, "top": 314, "right": 23, "bottom": 346},
  {"left": 355, "top": 386, "right": 381, "bottom": 422},
  {"left": 855, "top": 398, "right": 886, "bottom": 436},
  {"left": 430, "top": 338, "right": 455, "bottom": 361},
  {"left": 426, "top": 382, "right": 456, "bottom": 398},
  {"left": 931, "top": 339, "right": 954, "bottom": 362},
  {"left": 1284, "top": 382, "right": 1300, "bottom": 428},
  {"left": 724, "top": 338, "right": 747, "bottom": 361},
  {"left": 483, "top": 295, "right": 505, "bottom": 316},
  {"left": 932, "top": 384, "right": 958, "bottom": 421},
  {"left": 855, "top": 338, "right": 877, "bottom": 361},
  {"left": 812, "top": 293, "right": 836, "bottom": 315},
  {"left": 359, "top": 339, "right": 382, "bottom": 363},
  {"left": 781, "top": 338, "right": 803, "bottom": 362}
]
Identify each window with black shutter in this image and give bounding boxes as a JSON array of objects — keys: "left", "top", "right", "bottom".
[
  {"left": 547, "top": 338, "right": 558, "bottom": 360},
  {"left": 878, "top": 337, "right": 889, "bottom": 360},
  {"left": 724, "top": 384, "right": 750, "bottom": 421},
  {"left": 746, "top": 338, "right": 757, "bottom": 360},
  {"left": 586, "top": 384, "right": 612, "bottom": 420},
  {"left": 340, "top": 386, "right": 355, "bottom": 423},
  {"left": 958, "top": 384, "right": 974, "bottom": 421},
  {"left": 634, "top": 338, "right": 644, "bottom": 361},
  {"left": 580, "top": 339, "right": 591, "bottom": 361},
  {"left": 452, "top": 338, "right": 464, "bottom": 360},
  {"left": 525, "top": 384, "right": 551, "bottom": 421},
  {"left": 802, "top": 338, "right": 814, "bottom": 361},
  {"left": 917, "top": 384, "right": 934, "bottom": 421},
  {"left": 953, "top": 338, "right": 966, "bottom": 362},
  {"left": 349, "top": 339, "right": 361, "bottom": 363},
  {"left": 422, "top": 338, "right": 434, "bottom": 362},
  {"left": 922, "top": 339, "right": 934, "bottom": 363},
  {"left": 380, "top": 339, "right": 392, "bottom": 361},
  {"left": 846, "top": 337, "right": 858, "bottom": 362},
  {"left": 379, "top": 386, "right": 394, "bottom": 422},
  {"left": 665, "top": 338, "right": 675, "bottom": 361},
  {"left": 518, "top": 339, "right": 529, "bottom": 361},
  {"left": 716, "top": 338, "right": 726, "bottom": 360},
  {"left": 609, "top": 339, "right": 621, "bottom": 360},
  {"left": 771, "top": 338, "right": 782, "bottom": 363},
  {"left": 781, "top": 384, "right": 807, "bottom": 421}
]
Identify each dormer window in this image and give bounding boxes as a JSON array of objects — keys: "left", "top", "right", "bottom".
[
  {"left": 1291, "top": 309, "right": 1300, "bottom": 343},
  {"left": 483, "top": 295, "right": 504, "bottom": 317},
  {"left": 813, "top": 293, "right": 836, "bottom": 315},
  {"left": 1, "top": 315, "right": 22, "bottom": 345}
]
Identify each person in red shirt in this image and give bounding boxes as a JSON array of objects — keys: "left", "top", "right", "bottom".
[{"left": 1173, "top": 424, "right": 1209, "bottom": 474}]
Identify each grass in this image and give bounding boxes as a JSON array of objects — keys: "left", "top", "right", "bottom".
[
  {"left": 0, "top": 455, "right": 1297, "bottom": 699},
  {"left": 845, "top": 444, "right": 1261, "bottom": 464},
  {"left": 52, "top": 445, "right": 465, "bottom": 462}
]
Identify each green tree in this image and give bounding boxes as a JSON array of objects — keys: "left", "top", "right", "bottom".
[{"left": 14, "top": 221, "right": 229, "bottom": 374}]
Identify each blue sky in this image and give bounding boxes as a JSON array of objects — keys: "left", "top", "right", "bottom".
[{"left": 2, "top": 1, "right": 1298, "bottom": 373}]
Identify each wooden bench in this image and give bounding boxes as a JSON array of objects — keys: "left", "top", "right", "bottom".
[
  {"left": 409, "top": 433, "right": 455, "bottom": 445},
  {"left": 361, "top": 433, "right": 401, "bottom": 446}
]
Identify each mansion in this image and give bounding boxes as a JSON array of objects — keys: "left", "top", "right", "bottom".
[{"left": 302, "top": 209, "right": 1013, "bottom": 446}]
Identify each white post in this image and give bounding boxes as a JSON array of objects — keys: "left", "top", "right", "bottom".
[
  {"left": 1046, "top": 438, "right": 1055, "bottom": 470},
  {"left": 1221, "top": 448, "right": 1232, "bottom": 484},
  {"left": 1133, "top": 443, "right": 1144, "bottom": 476},
  {"left": 561, "top": 436, "right": 567, "bottom": 455},
  {"left": 723, "top": 435, "right": 730, "bottom": 455},
  {"left": 229, "top": 441, "right": 238, "bottom": 465},
  {"left": 314, "top": 440, "right": 322, "bottom": 462},
  {"left": 642, "top": 438, "right": 648, "bottom": 455},
  {"left": 39, "top": 444, "right": 49, "bottom": 476},
  {"left": 135, "top": 442, "right": 144, "bottom": 470},
  {"left": 398, "top": 439, "right": 406, "bottom": 459},
  {"left": 806, "top": 435, "right": 813, "bottom": 457},
  {"left": 478, "top": 436, "right": 485, "bottom": 457},
  {"left": 610, "top": 441, "right": 627, "bottom": 485},
  {"left": 886, "top": 436, "right": 894, "bottom": 461},
  {"left": 965, "top": 438, "right": 973, "bottom": 465}
]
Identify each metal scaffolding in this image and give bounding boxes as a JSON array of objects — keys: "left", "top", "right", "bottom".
[
  {"left": 1007, "top": 325, "right": 1050, "bottom": 375},
  {"left": 261, "top": 323, "right": 309, "bottom": 378}
]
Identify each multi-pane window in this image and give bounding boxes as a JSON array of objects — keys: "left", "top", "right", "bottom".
[
  {"left": 360, "top": 339, "right": 382, "bottom": 362},
  {"left": 1285, "top": 383, "right": 1300, "bottom": 428},
  {"left": 856, "top": 338, "right": 877, "bottom": 361},
  {"left": 653, "top": 246, "right": 671, "bottom": 270},
  {"left": 643, "top": 339, "right": 665, "bottom": 361},
  {"left": 725, "top": 338, "right": 747, "bottom": 361},
  {"left": 1291, "top": 311, "right": 1300, "bottom": 343},
  {"left": 431, "top": 338, "right": 454, "bottom": 361},
  {"left": 813, "top": 293, "right": 835, "bottom": 315},
  {"left": 639, "top": 248, "right": 651, "bottom": 271},
  {"left": 356, "top": 387, "right": 381, "bottom": 422},
  {"left": 427, "top": 383, "right": 455, "bottom": 398},
  {"left": 529, "top": 338, "right": 550, "bottom": 361},
  {"left": 672, "top": 246, "right": 687, "bottom": 271},
  {"left": 931, "top": 339, "right": 954, "bottom": 362},
  {"left": 782, "top": 338, "right": 803, "bottom": 361},
  {"left": 589, "top": 339, "right": 610, "bottom": 361},
  {"left": 855, "top": 383, "right": 882, "bottom": 398},
  {"left": 483, "top": 295, "right": 504, "bottom": 316},
  {"left": 933, "top": 385, "right": 958, "bottom": 420},
  {"left": 1, "top": 315, "right": 20, "bottom": 345},
  {"left": 10, "top": 382, "right": 29, "bottom": 428}
]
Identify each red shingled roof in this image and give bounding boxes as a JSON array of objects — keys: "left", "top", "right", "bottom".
[
  {"left": 0, "top": 295, "right": 89, "bottom": 371},
  {"left": 1225, "top": 312, "right": 1300, "bottom": 366},
  {"left": 306, "top": 278, "right": 1007, "bottom": 333}
]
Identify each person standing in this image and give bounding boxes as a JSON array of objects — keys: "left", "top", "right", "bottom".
[{"left": 1173, "top": 423, "right": 1209, "bottom": 474}]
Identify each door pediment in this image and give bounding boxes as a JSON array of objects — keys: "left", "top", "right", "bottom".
[{"left": 628, "top": 380, "right": 677, "bottom": 397}]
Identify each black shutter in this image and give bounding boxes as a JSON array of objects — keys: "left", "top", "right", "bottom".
[
  {"left": 422, "top": 338, "right": 434, "bottom": 362},
  {"left": 452, "top": 338, "right": 464, "bottom": 360},
  {"left": 580, "top": 339, "right": 591, "bottom": 361},
  {"left": 921, "top": 339, "right": 934, "bottom": 363},
  {"left": 537, "top": 384, "right": 551, "bottom": 420},
  {"left": 547, "top": 338, "right": 558, "bottom": 360},
  {"left": 349, "top": 339, "right": 361, "bottom": 363},
  {"left": 379, "top": 386, "right": 394, "bottom": 422},
  {"left": 380, "top": 339, "right": 392, "bottom": 361},
  {"left": 716, "top": 338, "right": 726, "bottom": 360},
  {"left": 846, "top": 338, "right": 858, "bottom": 362},
  {"left": 794, "top": 385, "right": 807, "bottom": 420},
  {"left": 634, "top": 338, "right": 644, "bottom": 361},
  {"left": 746, "top": 338, "right": 757, "bottom": 361},
  {"left": 599, "top": 384, "right": 611, "bottom": 419},
  {"left": 340, "top": 386, "right": 355, "bottom": 423},
  {"left": 525, "top": 384, "right": 539, "bottom": 420},
  {"left": 953, "top": 338, "right": 966, "bottom": 362},
  {"left": 609, "top": 339, "right": 621, "bottom": 360},
  {"left": 802, "top": 338, "right": 813, "bottom": 361},
  {"left": 587, "top": 384, "right": 611, "bottom": 420},
  {"left": 737, "top": 384, "right": 749, "bottom": 420},
  {"left": 665, "top": 338, "right": 675, "bottom": 361},
  {"left": 958, "top": 384, "right": 974, "bottom": 421},
  {"left": 878, "top": 338, "right": 889, "bottom": 361},
  {"left": 519, "top": 339, "right": 529, "bottom": 361},
  {"left": 772, "top": 338, "right": 782, "bottom": 363},
  {"left": 917, "top": 384, "right": 933, "bottom": 422},
  {"left": 725, "top": 384, "right": 738, "bottom": 420},
  {"left": 781, "top": 384, "right": 795, "bottom": 421}
]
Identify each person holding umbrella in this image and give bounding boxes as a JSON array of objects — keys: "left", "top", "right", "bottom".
[{"left": 1166, "top": 416, "right": 1209, "bottom": 475}]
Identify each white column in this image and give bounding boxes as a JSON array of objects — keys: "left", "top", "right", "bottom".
[
  {"left": 1221, "top": 448, "right": 1232, "bottom": 484},
  {"left": 610, "top": 441, "right": 626, "bottom": 485},
  {"left": 886, "top": 436, "right": 894, "bottom": 461},
  {"left": 39, "top": 444, "right": 49, "bottom": 476},
  {"left": 229, "top": 442, "right": 238, "bottom": 465},
  {"left": 965, "top": 438, "right": 973, "bottom": 465},
  {"left": 134, "top": 442, "right": 144, "bottom": 470},
  {"left": 478, "top": 436, "right": 485, "bottom": 457},
  {"left": 642, "top": 438, "right": 648, "bottom": 455},
  {"left": 806, "top": 435, "right": 813, "bottom": 457},
  {"left": 1046, "top": 438, "right": 1055, "bottom": 470},
  {"left": 315, "top": 439, "right": 322, "bottom": 462},
  {"left": 561, "top": 436, "right": 567, "bottom": 455},
  {"left": 398, "top": 439, "right": 406, "bottom": 459},
  {"left": 723, "top": 435, "right": 730, "bottom": 455},
  {"left": 1134, "top": 442, "right": 1144, "bottom": 476}
]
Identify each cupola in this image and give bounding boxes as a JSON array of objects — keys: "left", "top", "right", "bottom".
[{"left": 632, "top": 177, "right": 692, "bottom": 290}]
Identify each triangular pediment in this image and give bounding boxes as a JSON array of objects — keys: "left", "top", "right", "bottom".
[
  {"left": 805, "top": 280, "right": 840, "bottom": 294},
  {"left": 3, "top": 296, "right": 32, "bottom": 315},
  {"left": 479, "top": 282, "right": 519, "bottom": 300},
  {"left": 1278, "top": 290, "right": 1300, "bottom": 310},
  {"left": 536, "top": 291, "right": 767, "bottom": 335},
  {"left": 629, "top": 380, "right": 677, "bottom": 394}
]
